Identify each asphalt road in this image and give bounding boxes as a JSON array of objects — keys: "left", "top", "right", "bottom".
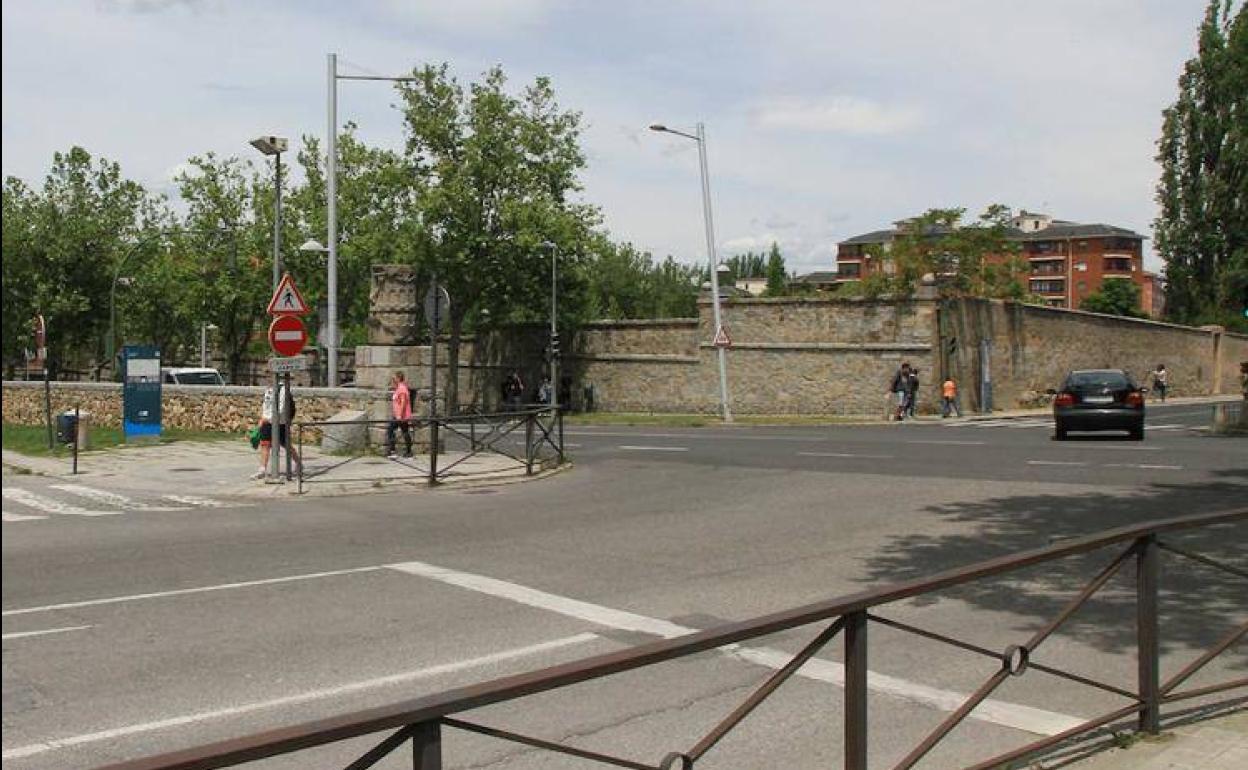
[{"left": 3, "top": 402, "right": 1245, "bottom": 769}]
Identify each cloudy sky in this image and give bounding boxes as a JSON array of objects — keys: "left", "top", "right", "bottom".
[{"left": 2, "top": 1, "right": 1230, "bottom": 274}]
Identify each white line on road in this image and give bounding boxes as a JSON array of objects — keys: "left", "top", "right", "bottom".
[
  {"left": 2, "top": 625, "right": 93, "bottom": 640},
  {"left": 617, "top": 445, "right": 690, "bottom": 452},
  {"left": 386, "top": 560, "right": 1083, "bottom": 737},
  {"left": 1138, "top": 464, "right": 1184, "bottom": 470},
  {"left": 0, "top": 488, "right": 120, "bottom": 517},
  {"left": 50, "top": 484, "right": 189, "bottom": 512},
  {"left": 1026, "top": 460, "right": 1088, "bottom": 467},
  {"left": 2, "top": 510, "right": 48, "bottom": 522},
  {"left": 796, "top": 451, "right": 894, "bottom": 459},
  {"left": 904, "top": 440, "right": 986, "bottom": 446},
  {"left": 2, "top": 565, "right": 385, "bottom": 617},
  {"left": 569, "top": 431, "right": 828, "bottom": 443},
  {"left": 0, "top": 632, "right": 598, "bottom": 760},
  {"left": 1143, "top": 424, "right": 1186, "bottom": 431},
  {"left": 162, "top": 495, "right": 251, "bottom": 508},
  {"left": 1070, "top": 445, "right": 1161, "bottom": 452}
]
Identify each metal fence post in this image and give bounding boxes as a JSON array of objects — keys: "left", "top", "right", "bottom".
[
  {"left": 297, "top": 423, "right": 304, "bottom": 495},
  {"left": 525, "top": 412, "right": 535, "bottom": 475},
  {"left": 845, "top": 611, "right": 868, "bottom": 770},
  {"left": 1137, "top": 534, "right": 1161, "bottom": 734},
  {"left": 72, "top": 406, "right": 80, "bottom": 475},
  {"left": 429, "top": 417, "right": 439, "bottom": 486},
  {"left": 411, "top": 720, "right": 442, "bottom": 769},
  {"left": 557, "top": 406, "right": 565, "bottom": 464}
]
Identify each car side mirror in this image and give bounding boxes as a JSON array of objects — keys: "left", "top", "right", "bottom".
[{"left": 1045, "top": 388, "right": 1057, "bottom": 396}]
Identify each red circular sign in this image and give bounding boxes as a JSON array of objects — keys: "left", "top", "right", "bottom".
[{"left": 268, "top": 315, "right": 308, "bottom": 357}]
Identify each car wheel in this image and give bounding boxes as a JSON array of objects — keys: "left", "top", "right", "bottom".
[
  {"left": 1130, "top": 422, "right": 1145, "bottom": 441},
  {"left": 1054, "top": 422, "right": 1067, "bottom": 441}
]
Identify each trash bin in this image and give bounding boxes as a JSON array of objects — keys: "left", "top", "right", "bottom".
[{"left": 55, "top": 412, "right": 77, "bottom": 444}]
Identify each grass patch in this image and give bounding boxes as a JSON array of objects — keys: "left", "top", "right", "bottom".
[{"left": 3, "top": 422, "right": 237, "bottom": 457}]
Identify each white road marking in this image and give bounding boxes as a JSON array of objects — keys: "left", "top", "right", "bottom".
[
  {"left": 2, "top": 566, "right": 386, "bottom": 617},
  {"left": 2, "top": 510, "right": 48, "bottom": 522},
  {"left": 1143, "top": 424, "right": 1185, "bottom": 431},
  {"left": 617, "top": 445, "right": 690, "bottom": 452},
  {"left": 797, "top": 451, "right": 894, "bottom": 459},
  {"left": 1072, "top": 445, "right": 1160, "bottom": 452},
  {"left": 2, "top": 625, "right": 93, "bottom": 640},
  {"left": 0, "top": 488, "right": 120, "bottom": 517},
  {"left": 570, "top": 431, "right": 828, "bottom": 443},
  {"left": 905, "top": 440, "right": 986, "bottom": 446},
  {"left": 1027, "top": 460, "right": 1088, "bottom": 467},
  {"left": 1138, "top": 464, "right": 1184, "bottom": 470},
  {"left": 50, "top": 484, "right": 188, "bottom": 512},
  {"left": 386, "top": 560, "right": 1083, "bottom": 737},
  {"left": 0, "top": 632, "right": 598, "bottom": 761},
  {"left": 162, "top": 495, "right": 251, "bottom": 508}
]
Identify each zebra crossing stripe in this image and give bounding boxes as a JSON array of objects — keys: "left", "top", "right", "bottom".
[
  {"left": 162, "top": 495, "right": 250, "bottom": 508},
  {"left": 49, "top": 485, "right": 189, "bottom": 512},
  {"left": 0, "top": 488, "right": 120, "bottom": 517},
  {"left": 3, "top": 510, "right": 48, "bottom": 522}
]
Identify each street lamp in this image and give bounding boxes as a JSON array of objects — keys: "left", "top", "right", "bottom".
[
  {"left": 542, "top": 241, "right": 559, "bottom": 409},
  {"left": 250, "top": 134, "right": 288, "bottom": 482},
  {"left": 649, "top": 122, "right": 733, "bottom": 422}
]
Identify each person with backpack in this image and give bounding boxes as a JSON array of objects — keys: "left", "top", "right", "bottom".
[{"left": 888, "top": 363, "right": 911, "bottom": 421}]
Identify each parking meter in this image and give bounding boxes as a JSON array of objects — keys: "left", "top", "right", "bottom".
[{"left": 122, "top": 345, "right": 162, "bottom": 441}]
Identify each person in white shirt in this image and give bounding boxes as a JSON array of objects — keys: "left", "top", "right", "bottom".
[{"left": 252, "top": 384, "right": 302, "bottom": 479}]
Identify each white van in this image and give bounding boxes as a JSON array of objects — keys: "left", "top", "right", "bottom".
[{"left": 161, "top": 367, "right": 226, "bottom": 385}]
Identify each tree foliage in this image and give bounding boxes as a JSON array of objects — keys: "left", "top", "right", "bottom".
[
  {"left": 1155, "top": 0, "right": 1248, "bottom": 330},
  {"left": 583, "top": 241, "right": 700, "bottom": 319},
  {"left": 1079, "top": 279, "right": 1145, "bottom": 318},
  {"left": 765, "top": 242, "right": 788, "bottom": 296}
]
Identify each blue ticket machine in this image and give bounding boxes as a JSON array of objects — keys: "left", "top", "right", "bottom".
[{"left": 122, "top": 345, "right": 162, "bottom": 441}]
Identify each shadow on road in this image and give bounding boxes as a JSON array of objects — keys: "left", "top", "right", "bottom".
[{"left": 859, "top": 468, "right": 1248, "bottom": 665}]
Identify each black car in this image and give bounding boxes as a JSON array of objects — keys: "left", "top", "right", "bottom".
[{"left": 1049, "top": 369, "right": 1147, "bottom": 440}]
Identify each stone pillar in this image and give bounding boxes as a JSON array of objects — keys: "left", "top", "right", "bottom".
[{"left": 368, "top": 265, "right": 420, "bottom": 345}]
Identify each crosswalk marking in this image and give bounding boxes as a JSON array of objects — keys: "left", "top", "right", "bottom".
[
  {"left": 49, "top": 484, "right": 189, "bottom": 512},
  {"left": 1, "top": 488, "right": 120, "bottom": 517},
  {"left": 162, "top": 495, "right": 249, "bottom": 508}
]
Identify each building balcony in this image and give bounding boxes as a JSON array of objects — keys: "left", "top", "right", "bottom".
[{"left": 1027, "top": 254, "right": 1066, "bottom": 262}]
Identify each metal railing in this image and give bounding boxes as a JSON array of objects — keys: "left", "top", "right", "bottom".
[
  {"left": 295, "top": 407, "right": 565, "bottom": 492},
  {"left": 96, "top": 508, "right": 1246, "bottom": 770}
]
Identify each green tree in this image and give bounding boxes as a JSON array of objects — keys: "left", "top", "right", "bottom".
[
  {"left": 1080, "top": 279, "right": 1145, "bottom": 318},
  {"left": 764, "top": 241, "right": 787, "bottom": 296},
  {"left": 583, "top": 241, "right": 700, "bottom": 319},
  {"left": 1155, "top": 0, "right": 1248, "bottom": 330},
  {"left": 1, "top": 178, "right": 40, "bottom": 375},
  {"left": 395, "top": 64, "right": 599, "bottom": 409},
  {"left": 722, "top": 252, "right": 766, "bottom": 284},
  {"left": 880, "top": 205, "right": 1023, "bottom": 299}
]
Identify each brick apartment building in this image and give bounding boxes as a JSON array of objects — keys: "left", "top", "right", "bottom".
[{"left": 835, "top": 211, "right": 1149, "bottom": 312}]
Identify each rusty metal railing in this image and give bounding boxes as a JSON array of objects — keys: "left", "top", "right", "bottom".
[
  {"left": 295, "top": 407, "right": 564, "bottom": 492},
  {"left": 95, "top": 508, "right": 1246, "bottom": 770}
]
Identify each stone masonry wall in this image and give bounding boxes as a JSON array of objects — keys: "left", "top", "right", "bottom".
[{"left": 2, "top": 382, "right": 388, "bottom": 434}]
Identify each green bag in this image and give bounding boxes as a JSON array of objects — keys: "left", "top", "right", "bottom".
[{"left": 247, "top": 425, "right": 261, "bottom": 450}]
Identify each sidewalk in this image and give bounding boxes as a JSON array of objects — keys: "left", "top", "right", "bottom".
[
  {"left": 1, "top": 439, "right": 556, "bottom": 498},
  {"left": 1046, "top": 708, "right": 1247, "bottom": 769}
]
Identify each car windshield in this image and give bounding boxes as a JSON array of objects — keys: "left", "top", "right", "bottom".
[
  {"left": 175, "top": 372, "right": 224, "bottom": 385},
  {"left": 1067, "top": 371, "right": 1132, "bottom": 390}
]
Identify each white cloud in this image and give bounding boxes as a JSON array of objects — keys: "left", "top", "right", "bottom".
[{"left": 751, "top": 97, "right": 924, "bottom": 135}]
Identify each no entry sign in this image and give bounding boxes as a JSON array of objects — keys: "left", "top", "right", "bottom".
[{"left": 268, "top": 315, "right": 308, "bottom": 357}]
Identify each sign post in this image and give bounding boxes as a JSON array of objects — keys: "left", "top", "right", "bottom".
[{"left": 266, "top": 274, "right": 310, "bottom": 482}]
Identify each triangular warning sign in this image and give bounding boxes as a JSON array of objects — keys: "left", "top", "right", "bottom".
[
  {"left": 267, "top": 274, "right": 310, "bottom": 315},
  {"left": 712, "top": 325, "right": 732, "bottom": 348}
]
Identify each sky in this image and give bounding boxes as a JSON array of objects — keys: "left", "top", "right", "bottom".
[{"left": 1, "top": 0, "right": 1233, "bottom": 275}]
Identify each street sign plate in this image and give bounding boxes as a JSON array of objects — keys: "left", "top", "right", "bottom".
[
  {"left": 270, "top": 356, "right": 309, "bottom": 373},
  {"left": 267, "top": 274, "right": 310, "bottom": 315},
  {"left": 712, "top": 325, "right": 732, "bottom": 348},
  {"left": 268, "top": 315, "right": 308, "bottom": 357},
  {"left": 424, "top": 285, "right": 451, "bottom": 331}
]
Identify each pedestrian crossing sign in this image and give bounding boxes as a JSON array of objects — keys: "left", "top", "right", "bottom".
[
  {"left": 266, "top": 274, "right": 310, "bottom": 316},
  {"left": 712, "top": 325, "right": 732, "bottom": 348}
]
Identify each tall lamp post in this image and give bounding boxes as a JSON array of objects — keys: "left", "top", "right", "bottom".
[
  {"left": 649, "top": 121, "right": 733, "bottom": 422},
  {"left": 299, "top": 239, "right": 333, "bottom": 385},
  {"left": 542, "top": 241, "right": 559, "bottom": 409},
  {"left": 250, "top": 135, "right": 288, "bottom": 481}
]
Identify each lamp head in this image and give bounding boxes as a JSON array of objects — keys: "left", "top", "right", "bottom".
[
  {"left": 249, "top": 136, "right": 288, "bottom": 156},
  {"left": 299, "top": 239, "right": 328, "bottom": 253},
  {"left": 648, "top": 124, "right": 668, "bottom": 132}
]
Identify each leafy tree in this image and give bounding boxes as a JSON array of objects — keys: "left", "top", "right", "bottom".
[
  {"left": 395, "top": 64, "right": 599, "bottom": 409},
  {"left": 873, "top": 205, "right": 1024, "bottom": 299},
  {"left": 1, "top": 178, "right": 40, "bottom": 375},
  {"left": 1155, "top": 0, "right": 1248, "bottom": 331},
  {"left": 765, "top": 242, "right": 787, "bottom": 296},
  {"left": 583, "top": 241, "right": 700, "bottom": 319},
  {"left": 1080, "top": 279, "right": 1145, "bottom": 318},
  {"left": 722, "top": 252, "right": 766, "bottom": 284}
]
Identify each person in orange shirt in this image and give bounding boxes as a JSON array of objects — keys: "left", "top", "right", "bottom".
[
  {"left": 385, "top": 370, "right": 414, "bottom": 458},
  {"left": 941, "top": 376, "right": 961, "bottom": 418}
]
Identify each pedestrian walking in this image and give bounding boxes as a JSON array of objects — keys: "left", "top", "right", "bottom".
[
  {"left": 1151, "top": 364, "right": 1168, "bottom": 402},
  {"left": 906, "top": 367, "right": 921, "bottom": 418},
  {"left": 385, "top": 370, "right": 413, "bottom": 458},
  {"left": 503, "top": 370, "right": 525, "bottom": 410},
  {"left": 537, "top": 376, "right": 553, "bottom": 405},
  {"left": 252, "top": 383, "right": 302, "bottom": 479},
  {"left": 888, "top": 362, "right": 911, "bottom": 421},
  {"left": 941, "top": 376, "right": 961, "bottom": 418}
]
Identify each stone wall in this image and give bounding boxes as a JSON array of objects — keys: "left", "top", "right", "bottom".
[
  {"left": 1, "top": 382, "right": 389, "bottom": 434},
  {"left": 941, "top": 299, "right": 1247, "bottom": 411}
]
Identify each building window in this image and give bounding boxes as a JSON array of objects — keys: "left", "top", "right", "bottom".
[
  {"left": 1104, "top": 257, "right": 1132, "bottom": 273},
  {"left": 837, "top": 263, "right": 861, "bottom": 279},
  {"left": 1075, "top": 261, "right": 1087, "bottom": 271},
  {"left": 1031, "top": 279, "right": 1065, "bottom": 294}
]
